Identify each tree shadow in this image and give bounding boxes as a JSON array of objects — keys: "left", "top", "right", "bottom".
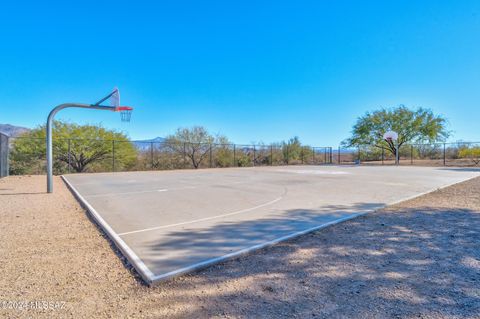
[
  {"left": 142, "top": 203, "right": 381, "bottom": 271},
  {"left": 141, "top": 206, "right": 480, "bottom": 318}
]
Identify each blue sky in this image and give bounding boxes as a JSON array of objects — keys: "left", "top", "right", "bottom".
[{"left": 1, "top": 1, "right": 479, "bottom": 146}]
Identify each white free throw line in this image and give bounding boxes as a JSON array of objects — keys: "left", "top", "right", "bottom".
[
  {"left": 118, "top": 196, "right": 284, "bottom": 236},
  {"left": 83, "top": 180, "right": 254, "bottom": 198}
]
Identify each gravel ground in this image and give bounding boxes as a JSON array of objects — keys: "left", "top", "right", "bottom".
[{"left": 1, "top": 174, "right": 479, "bottom": 319}]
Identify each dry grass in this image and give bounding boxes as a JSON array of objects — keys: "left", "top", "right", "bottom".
[{"left": 1, "top": 174, "right": 479, "bottom": 318}]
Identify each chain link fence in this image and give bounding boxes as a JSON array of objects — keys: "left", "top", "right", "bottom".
[
  {"left": 5, "top": 136, "right": 479, "bottom": 176},
  {"left": 334, "top": 142, "right": 480, "bottom": 166},
  {"left": 6, "top": 137, "right": 333, "bottom": 175}
]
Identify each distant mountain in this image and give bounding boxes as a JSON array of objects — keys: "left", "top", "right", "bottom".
[
  {"left": 133, "top": 137, "right": 166, "bottom": 150},
  {"left": 0, "top": 124, "right": 30, "bottom": 137},
  {"left": 134, "top": 137, "right": 166, "bottom": 143}
]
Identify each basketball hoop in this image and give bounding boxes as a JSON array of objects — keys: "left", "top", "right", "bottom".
[
  {"left": 383, "top": 130, "right": 399, "bottom": 165},
  {"left": 45, "top": 87, "right": 135, "bottom": 193},
  {"left": 383, "top": 131, "right": 398, "bottom": 141},
  {"left": 108, "top": 88, "right": 133, "bottom": 122},
  {"left": 116, "top": 106, "right": 133, "bottom": 122}
]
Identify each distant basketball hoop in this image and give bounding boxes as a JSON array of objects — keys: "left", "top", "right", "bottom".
[
  {"left": 383, "top": 131, "right": 398, "bottom": 141},
  {"left": 383, "top": 130, "right": 399, "bottom": 165}
]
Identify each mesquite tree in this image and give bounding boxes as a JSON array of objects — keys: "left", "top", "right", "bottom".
[
  {"left": 343, "top": 106, "right": 449, "bottom": 158},
  {"left": 165, "top": 126, "right": 231, "bottom": 169},
  {"left": 10, "top": 121, "right": 136, "bottom": 174}
]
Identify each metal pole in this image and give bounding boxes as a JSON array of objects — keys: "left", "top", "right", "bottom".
[
  {"left": 411, "top": 145, "right": 413, "bottom": 165},
  {"left": 330, "top": 147, "right": 333, "bottom": 164},
  {"left": 338, "top": 147, "right": 341, "bottom": 164},
  {"left": 270, "top": 145, "right": 273, "bottom": 166},
  {"left": 312, "top": 147, "right": 315, "bottom": 164},
  {"left": 151, "top": 142, "right": 154, "bottom": 169},
  {"left": 112, "top": 140, "right": 115, "bottom": 172},
  {"left": 233, "top": 144, "right": 236, "bottom": 166},
  {"left": 6, "top": 135, "right": 9, "bottom": 177},
  {"left": 46, "top": 108, "right": 56, "bottom": 193},
  {"left": 209, "top": 144, "right": 213, "bottom": 168},
  {"left": 183, "top": 142, "right": 186, "bottom": 168},
  {"left": 46, "top": 103, "right": 116, "bottom": 193},
  {"left": 443, "top": 143, "right": 446, "bottom": 166},
  {"left": 286, "top": 145, "right": 289, "bottom": 165},
  {"left": 0, "top": 134, "right": 10, "bottom": 177},
  {"left": 395, "top": 141, "right": 399, "bottom": 165},
  {"left": 253, "top": 145, "right": 256, "bottom": 167},
  {"left": 324, "top": 148, "right": 327, "bottom": 164},
  {"left": 67, "top": 139, "right": 71, "bottom": 173},
  {"left": 382, "top": 147, "right": 384, "bottom": 165}
]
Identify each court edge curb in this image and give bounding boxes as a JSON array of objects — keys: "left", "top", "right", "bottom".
[
  {"left": 62, "top": 173, "right": 479, "bottom": 286},
  {"left": 61, "top": 175, "right": 156, "bottom": 285}
]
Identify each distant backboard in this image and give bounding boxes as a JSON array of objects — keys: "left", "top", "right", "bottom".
[{"left": 383, "top": 131, "right": 398, "bottom": 141}]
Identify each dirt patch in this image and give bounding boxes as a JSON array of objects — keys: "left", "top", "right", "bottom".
[{"left": 1, "top": 175, "right": 479, "bottom": 318}]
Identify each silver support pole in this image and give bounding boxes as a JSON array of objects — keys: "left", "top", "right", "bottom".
[
  {"left": 46, "top": 103, "right": 116, "bottom": 193},
  {"left": 396, "top": 141, "right": 399, "bottom": 165}
]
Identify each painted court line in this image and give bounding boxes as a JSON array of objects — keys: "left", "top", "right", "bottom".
[
  {"left": 148, "top": 212, "right": 365, "bottom": 283},
  {"left": 147, "top": 176, "right": 480, "bottom": 284},
  {"left": 118, "top": 196, "right": 284, "bottom": 236},
  {"left": 83, "top": 180, "right": 253, "bottom": 198},
  {"left": 62, "top": 168, "right": 480, "bottom": 286}
]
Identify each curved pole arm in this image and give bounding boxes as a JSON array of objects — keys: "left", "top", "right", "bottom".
[{"left": 47, "top": 103, "right": 116, "bottom": 193}]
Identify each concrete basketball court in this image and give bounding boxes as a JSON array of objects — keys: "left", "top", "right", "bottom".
[{"left": 62, "top": 165, "right": 480, "bottom": 285}]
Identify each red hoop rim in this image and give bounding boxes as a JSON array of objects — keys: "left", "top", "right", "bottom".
[{"left": 115, "top": 106, "right": 133, "bottom": 112}]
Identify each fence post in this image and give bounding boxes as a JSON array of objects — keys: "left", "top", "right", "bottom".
[
  {"left": 286, "top": 145, "right": 289, "bottom": 165},
  {"left": 358, "top": 146, "right": 361, "bottom": 163},
  {"left": 382, "top": 147, "right": 384, "bottom": 165},
  {"left": 67, "top": 139, "right": 71, "bottom": 173},
  {"left": 270, "top": 145, "right": 273, "bottom": 166},
  {"left": 253, "top": 145, "right": 256, "bottom": 167},
  {"left": 301, "top": 148, "right": 304, "bottom": 164},
  {"left": 209, "top": 144, "right": 213, "bottom": 168},
  {"left": 324, "top": 148, "right": 327, "bottom": 164},
  {"left": 150, "top": 142, "right": 154, "bottom": 169},
  {"left": 183, "top": 142, "right": 187, "bottom": 168},
  {"left": 330, "top": 147, "right": 333, "bottom": 164},
  {"left": 410, "top": 145, "right": 413, "bottom": 165},
  {"left": 112, "top": 140, "right": 115, "bottom": 172},
  {"left": 233, "top": 144, "right": 236, "bottom": 167},
  {"left": 338, "top": 147, "right": 341, "bottom": 164},
  {"left": 443, "top": 143, "right": 446, "bottom": 166},
  {"left": 312, "top": 147, "right": 315, "bottom": 164},
  {"left": 0, "top": 133, "right": 9, "bottom": 177}
]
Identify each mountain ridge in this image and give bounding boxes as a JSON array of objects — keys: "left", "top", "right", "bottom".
[{"left": 0, "top": 124, "right": 30, "bottom": 137}]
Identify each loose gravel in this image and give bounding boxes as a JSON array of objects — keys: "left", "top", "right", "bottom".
[{"left": 1, "top": 174, "right": 479, "bottom": 318}]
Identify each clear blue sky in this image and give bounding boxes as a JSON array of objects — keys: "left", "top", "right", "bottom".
[{"left": 1, "top": 1, "right": 479, "bottom": 146}]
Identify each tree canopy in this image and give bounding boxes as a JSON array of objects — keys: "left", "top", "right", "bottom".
[
  {"left": 458, "top": 147, "right": 480, "bottom": 165},
  {"left": 165, "top": 126, "right": 231, "bottom": 169},
  {"left": 343, "top": 106, "right": 449, "bottom": 156},
  {"left": 10, "top": 121, "right": 136, "bottom": 174}
]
